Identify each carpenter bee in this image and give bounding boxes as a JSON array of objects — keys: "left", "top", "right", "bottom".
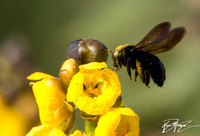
[{"left": 112, "top": 22, "right": 186, "bottom": 87}]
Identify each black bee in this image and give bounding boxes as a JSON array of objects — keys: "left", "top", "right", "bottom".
[{"left": 112, "top": 22, "right": 186, "bottom": 87}]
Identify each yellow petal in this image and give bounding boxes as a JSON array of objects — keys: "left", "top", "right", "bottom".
[
  {"left": 67, "top": 72, "right": 84, "bottom": 102},
  {"left": 27, "top": 72, "right": 54, "bottom": 81},
  {"left": 55, "top": 105, "right": 72, "bottom": 122},
  {"left": 49, "top": 128, "right": 67, "bottom": 136},
  {"left": 79, "top": 62, "right": 107, "bottom": 73},
  {"left": 0, "top": 96, "right": 27, "bottom": 136},
  {"left": 32, "top": 78, "right": 66, "bottom": 126},
  {"left": 26, "top": 125, "right": 66, "bottom": 136},
  {"left": 115, "top": 108, "right": 139, "bottom": 136},
  {"left": 69, "top": 130, "right": 88, "bottom": 136},
  {"left": 95, "top": 109, "right": 120, "bottom": 136},
  {"left": 95, "top": 107, "right": 140, "bottom": 136}
]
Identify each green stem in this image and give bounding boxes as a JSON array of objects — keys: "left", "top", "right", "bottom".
[{"left": 85, "top": 120, "right": 96, "bottom": 136}]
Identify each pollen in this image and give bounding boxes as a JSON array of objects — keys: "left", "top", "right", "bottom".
[{"left": 86, "top": 88, "right": 102, "bottom": 98}]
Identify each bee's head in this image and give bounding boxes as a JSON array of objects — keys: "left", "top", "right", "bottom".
[
  {"left": 113, "top": 44, "right": 130, "bottom": 57},
  {"left": 112, "top": 44, "right": 132, "bottom": 68},
  {"left": 113, "top": 46, "right": 122, "bottom": 58}
]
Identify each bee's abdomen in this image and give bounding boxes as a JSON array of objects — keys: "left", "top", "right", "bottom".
[{"left": 135, "top": 51, "right": 166, "bottom": 87}]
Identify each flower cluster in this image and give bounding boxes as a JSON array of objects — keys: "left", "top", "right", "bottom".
[{"left": 26, "top": 39, "right": 139, "bottom": 136}]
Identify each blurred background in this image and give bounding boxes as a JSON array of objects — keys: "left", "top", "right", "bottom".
[{"left": 0, "top": 0, "right": 200, "bottom": 136}]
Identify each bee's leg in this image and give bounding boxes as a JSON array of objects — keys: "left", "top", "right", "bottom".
[
  {"left": 127, "top": 64, "right": 132, "bottom": 80},
  {"left": 136, "top": 59, "right": 150, "bottom": 87},
  {"left": 114, "top": 60, "right": 120, "bottom": 71},
  {"left": 117, "top": 65, "right": 121, "bottom": 71},
  {"left": 134, "top": 71, "right": 138, "bottom": 82},
  {"left": 117, "top": 61, "right": 123, "bottom": 71},
  {"left": 143, "top": 70, "right": 150, "bottom": 88}
]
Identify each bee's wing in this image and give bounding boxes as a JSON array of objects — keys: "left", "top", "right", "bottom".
[
  {"left": 141, "top": 27, "right": 186, "bottom": 54},
  {"left": 135, "top": 22, "right": 171, "bottom": 49}
]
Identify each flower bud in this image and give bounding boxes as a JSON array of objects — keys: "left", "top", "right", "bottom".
[
  {"left": 67, "top": 38, "right": 108, "bottom": 65},
  {"left": 59, "top": 59, "right": 79, "bottom": 89}
]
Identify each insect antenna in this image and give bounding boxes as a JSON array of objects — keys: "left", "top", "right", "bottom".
[
  {"left": 106, "top": 49, "right": 113, "bottom": 54},
  {"left": 98, "top": 49, "right": 113, "bottom": 54}
]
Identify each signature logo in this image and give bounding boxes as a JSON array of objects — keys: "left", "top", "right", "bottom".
[{"left": 162, "top": 118, "right": 200, "bottom": 133}]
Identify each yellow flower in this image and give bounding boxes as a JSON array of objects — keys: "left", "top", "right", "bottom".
[
  {"left": 26, "top": 125, "right": 67, "bottom": 136},
  {"left": 69, "top": 130, "right": 88, "bottom": 136},
  {"left": 67, "top": 62, "right": 121, "bottom": 115},
  {"left": 95, "top": 107, "right": 140, "bottom": 136},
  {"left": 27, "top": 72, "right": 73, "bottom": 127},
  {"left": 0, "top": 95, "right": 28, "bottom": 136},
  {"left": 26, "top": 125, "right": 87, "bottom": 136}
]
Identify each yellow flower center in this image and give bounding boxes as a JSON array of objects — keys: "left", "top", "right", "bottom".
[
  {"left": 83, "top": 83, "right": 102, "bottom": 98},
  {"left": 81, "top": 72, "right": 110, "bottom": 98}
]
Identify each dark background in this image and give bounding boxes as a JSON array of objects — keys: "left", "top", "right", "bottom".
[{"left": 0, "top": 0, "right": 200, "bottom": 136}]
